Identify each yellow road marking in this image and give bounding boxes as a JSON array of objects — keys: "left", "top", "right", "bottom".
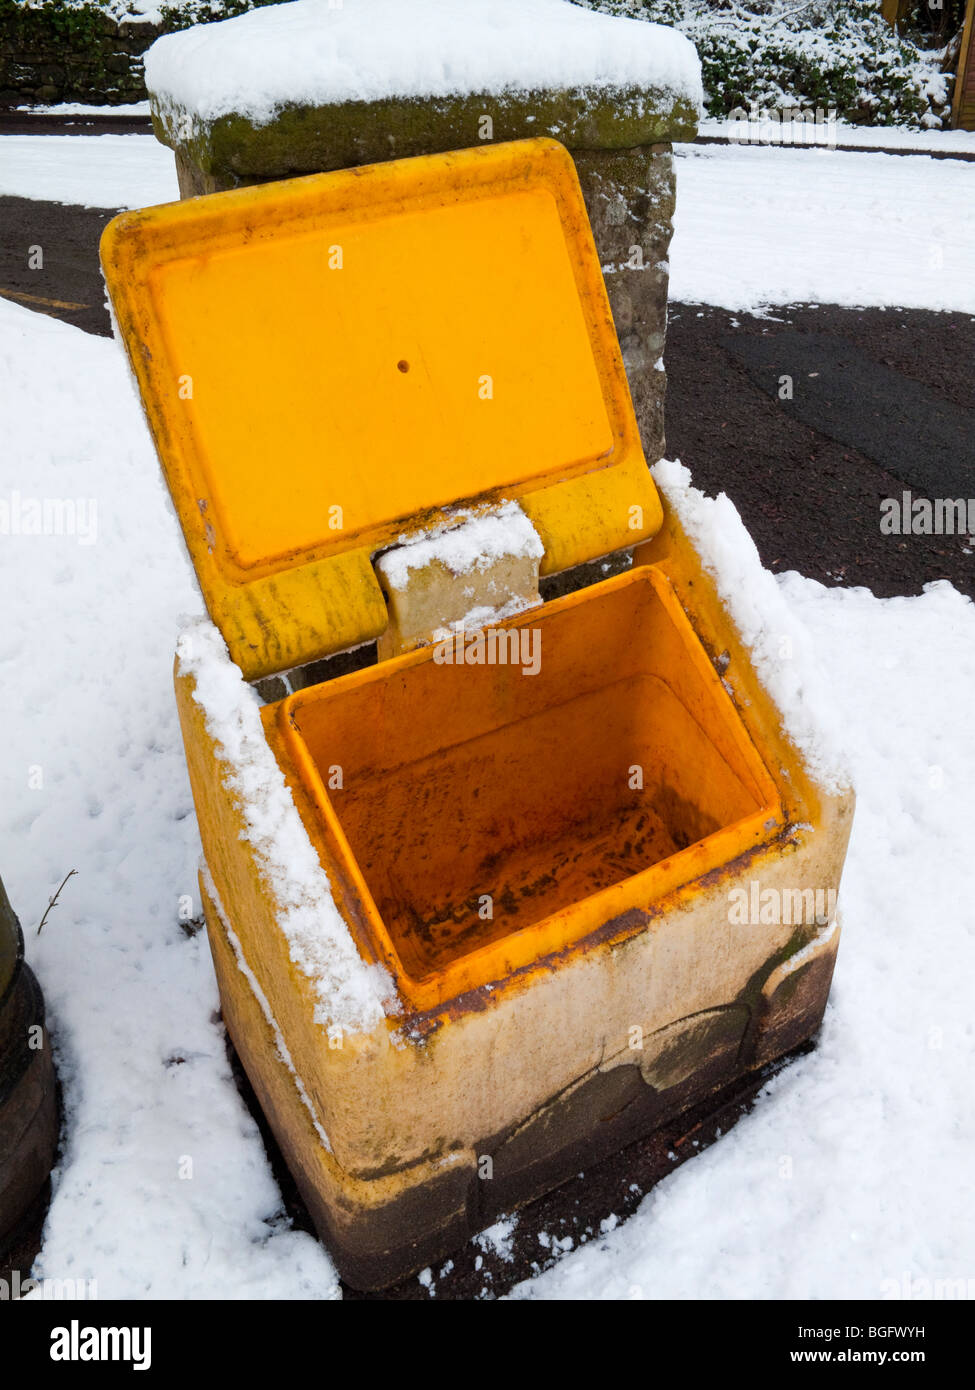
[{"left": 0, "top": 287, "right": 88, "bottom": 311}]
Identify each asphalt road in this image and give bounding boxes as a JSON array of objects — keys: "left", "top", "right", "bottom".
[
  {"left": 666, "top": 302, "right": 975, "bottom": 599},
  {"left": 0, "top": 195, "right": 114, "bottom": 338}
]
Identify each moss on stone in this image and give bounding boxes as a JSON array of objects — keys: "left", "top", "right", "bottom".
[{"left": 153, "top": 83, "right": 699, "bottom": 182}]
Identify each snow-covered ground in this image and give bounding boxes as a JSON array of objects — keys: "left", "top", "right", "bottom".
[
  {"left": 670, "top": 143, "right": 975, "bottom": 314},
  {"left": 0, "top": 134, "right": 177, "bottom": 210},
  {"left": 698, "top": 116, "right": 975, "bottom": 155},
  {"left": 14, "top": 101, "right": 153, "bottom": 117},
  {"left": 1, "top": 298, "right": 342, "bottom": 1299},
  {"left": 1, "top": 128, "right": 973, "bottom": 1299}
]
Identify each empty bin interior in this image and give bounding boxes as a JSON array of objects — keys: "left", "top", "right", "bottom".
[{"left": 282, "top": 569, "right": 778, "bottom": 983}]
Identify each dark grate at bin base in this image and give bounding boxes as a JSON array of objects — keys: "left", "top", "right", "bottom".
[{"left": 225, "top": 1028, "right": 814, "bottom": 1301}]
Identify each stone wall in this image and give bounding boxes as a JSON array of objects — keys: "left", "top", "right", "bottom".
[{"left": 0, "top": 3, "right": 159, "bottom": 106}]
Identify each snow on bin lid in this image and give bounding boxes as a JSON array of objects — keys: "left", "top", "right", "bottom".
[
  {"left": 144, "top": 0, "right": 703, "bottom": 128},
  {"left": 101, "top": 138, "right": 662, "bottom": 681}
]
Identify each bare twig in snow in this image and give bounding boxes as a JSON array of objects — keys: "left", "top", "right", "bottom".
[{"left": 36, "top": 869, "right": 78, "bottom": 935}]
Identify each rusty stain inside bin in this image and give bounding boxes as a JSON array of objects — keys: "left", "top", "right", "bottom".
[{"left": 275, "top": 565, "right": 784, "bottom": 1009}]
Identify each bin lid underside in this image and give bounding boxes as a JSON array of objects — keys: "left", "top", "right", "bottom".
[{"left": 102, "top": 139, "right": 661, "bottom": 679}]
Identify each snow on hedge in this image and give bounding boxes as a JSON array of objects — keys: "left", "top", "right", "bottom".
[
  {"left": 144, "top": 0, "right": 704, "bottom": 126},
  {"left": 589, "top": 0, "right": 953, "bottom": 129},
  {"left": 10, "top": 0, "right": 164, "bottom": 16}
]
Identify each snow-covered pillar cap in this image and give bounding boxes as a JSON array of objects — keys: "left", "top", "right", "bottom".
[{"left": 145, "top": 0, "right": 703, "bottom": 186}]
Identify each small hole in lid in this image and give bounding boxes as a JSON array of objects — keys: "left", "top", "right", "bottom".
[{"left": 397, "top": 359, "right": 410, "bottom": 373}]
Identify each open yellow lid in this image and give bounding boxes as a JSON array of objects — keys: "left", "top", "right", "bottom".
[{"left": 102, "top": 138, "right": 661, "bottom": 680}]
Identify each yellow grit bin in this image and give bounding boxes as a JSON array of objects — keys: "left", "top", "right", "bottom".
[{"left": 102, "top": 138, "right": 853, "bottom": 1290}]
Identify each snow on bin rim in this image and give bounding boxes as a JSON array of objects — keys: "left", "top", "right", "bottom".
[
  {"left": 144, "top": 0, "right": 704, "bottom": 128},
  {"left": 652, "top": 458, "right": 852, "bottom": 798},
  {"left": 176, "top": 618, "right": 392, "bottom": 1034}
]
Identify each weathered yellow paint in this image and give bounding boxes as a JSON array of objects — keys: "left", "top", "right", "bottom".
[{"left": 101, "top": 138, "right": 660, "bottom": 680}]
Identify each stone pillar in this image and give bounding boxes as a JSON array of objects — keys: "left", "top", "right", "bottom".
[{"left": 572, "top": 145, "right": 676, "bottom": 466}]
